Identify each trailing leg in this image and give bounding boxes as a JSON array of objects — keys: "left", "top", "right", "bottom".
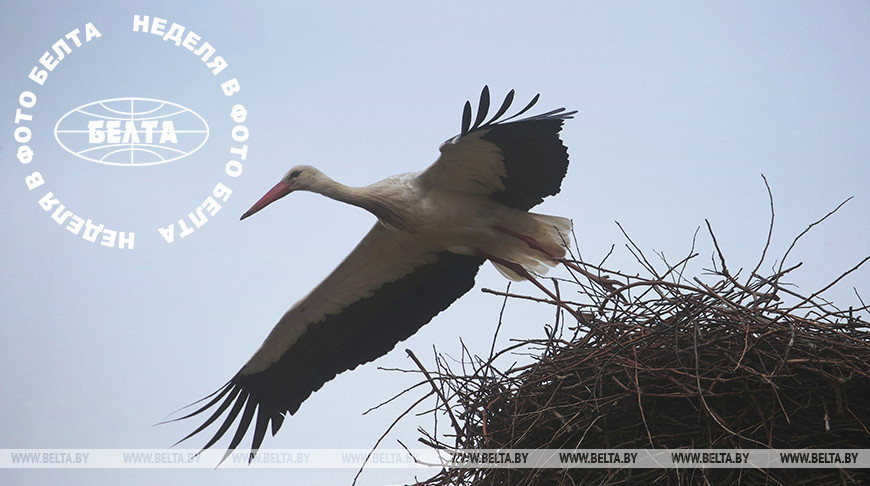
[
  {"left": 475, "top": 250, "right": 582, "bottom": 321},
  {"left": 493, "top": 225, "right": 620, "bottom": 292}
]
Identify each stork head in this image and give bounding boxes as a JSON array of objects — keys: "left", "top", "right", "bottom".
[{"left": 240, "top": 165, "right": 322, "bottom": 220}]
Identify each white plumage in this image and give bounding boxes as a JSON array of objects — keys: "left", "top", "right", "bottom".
[{"left": 171, "top": 87, "right": 576, "bottom": 460}]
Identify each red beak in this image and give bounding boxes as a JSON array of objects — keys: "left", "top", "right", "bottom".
[{"left": 241, "top": 180, "right": 293, "bottom": 220}]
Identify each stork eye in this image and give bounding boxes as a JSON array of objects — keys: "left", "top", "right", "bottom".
[{"left": 289, "top": 170, "right": 302, "bottom": 180}]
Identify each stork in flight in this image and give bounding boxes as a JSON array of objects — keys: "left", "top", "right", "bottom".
[{"left": 172, "top": 87, "right": 577, "bottom": 459}]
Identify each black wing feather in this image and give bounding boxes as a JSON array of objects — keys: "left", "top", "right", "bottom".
[
  {"left": 499, "top": 93, "right": 540, "bottom": 123},
  {"left": 172, "top": 87, "right": 572, "bottom": 459},
  {"left": 484, "top": 89, "right": 515, "bottom": 126},
  {"left": 221, "top": 398, "right": 257, "bottom": 464},
  {"left": 483, "top": 118, "right": 572, "bottom": 210},
  {"left": 171, "top": 384, "right": 237, "bottom": 446},
  {"left": 176, "top": 252, "right": 484, "bottom": 460},
  {"left": 470, "top": 85, "right": 490, "bottom": 131},
  {"left": 454, "top": 87, "right": 577, "bottom": 211},
  {"left": 460, "top": 101, "right": 472, "bottom": 136},
  {"left": 249, "top": 409, "right": 270, "bottom": 461},
  {"left": 201, "top": 390, "right": 247, "bottom": 451},
  {"left": 171, "top": 382, "right": 233, "bottom": 423}
]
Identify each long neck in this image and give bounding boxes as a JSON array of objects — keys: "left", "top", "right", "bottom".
[
  {"left": 310, "top": 174, "right": 369, "bottom": 209},
  {"left": 310, "top": 173, "right": 411, "bottom": 230}
]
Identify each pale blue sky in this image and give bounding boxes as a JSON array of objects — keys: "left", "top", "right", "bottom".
[{"left": 2, "top": 2, "right": 869, "bottom": 485}]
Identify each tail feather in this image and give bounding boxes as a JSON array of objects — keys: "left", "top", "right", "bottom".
[
  {"left": 530, "top": 213, "right": 572, "bottom": 257},
  {"left": 492, "top": 261, "right": 525, "bottom": 281},
  {"left": 492, "top": 213, "right": 572, "bottom": 280}
]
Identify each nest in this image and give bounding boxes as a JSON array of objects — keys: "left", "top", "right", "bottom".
[{"left": 394, "top": 203, "right": 870, "bottom": 486}]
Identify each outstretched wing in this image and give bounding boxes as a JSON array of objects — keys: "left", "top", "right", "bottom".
[
  {"left": 172, "top": 223, "right": 484, "bottom": 460},
  {"left": 417, "top": 86, "right": 576, "bottom": 211}
]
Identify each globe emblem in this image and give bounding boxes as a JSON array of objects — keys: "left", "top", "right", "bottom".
[{"left": 54, "top": 97, "right": 209, "bottom": 166}]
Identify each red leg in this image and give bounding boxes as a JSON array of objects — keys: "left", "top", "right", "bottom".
[
  {"left": 492, "top": 225, "right": 619, "bottom": 291},
  {"left": 493, "top": 225, "right": 562, "bottom": 259},
  {"left": 475, "top": 250, "right": 581, "bottom": 321}
]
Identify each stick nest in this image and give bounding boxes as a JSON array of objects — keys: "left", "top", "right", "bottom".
[{"left": 402, "top": 207, "right": 870, "bottom": 485}]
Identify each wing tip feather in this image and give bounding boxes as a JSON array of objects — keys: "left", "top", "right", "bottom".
[{"left": 458, "top": 87, "right": 575, "bottom": 140}]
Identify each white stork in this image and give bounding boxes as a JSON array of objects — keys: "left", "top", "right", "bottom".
[{"left": 172, "top": 87, "right": 576, "bottom": 459}]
